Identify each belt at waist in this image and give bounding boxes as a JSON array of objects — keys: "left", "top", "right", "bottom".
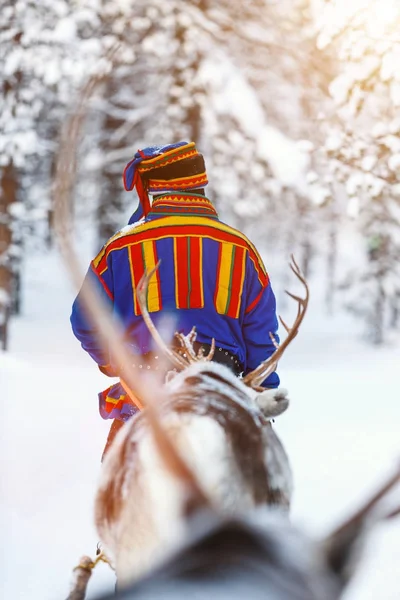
[{"left": 128, "top": 342, "right": 243, "bottom": 377}]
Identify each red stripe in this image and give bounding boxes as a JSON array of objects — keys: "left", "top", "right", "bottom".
[
  {"left": 98, "top": 276, "right": 114, "bottom": 301},
  {"left": 214, "top": 243, "right": 223, "bottom": 308},
  {"left": 227, "top": 246, "right": 246, "bottom": 318},
  {"left": 129, "top": 244, "right": 145, "bottom": 315},
  {"left": 97, "top": 224, "right": 268, "bottom": 287},
  {"left": 175, "top": 238, "right": 189, "bottom": 308},
  {"left": 189, "top": 237, "right": 202, "bottom": 308},
  {"left": 245, "top": 288, "right": 265, "bottom": 314},
  {"left": 90, "top": 262, "right": 114, "bottom": 300}
]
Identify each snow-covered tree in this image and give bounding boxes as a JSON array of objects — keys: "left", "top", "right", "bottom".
[
  {"left": 5, "top": 0, "right": 378, "bottom": 349},
  {"left": 313, "top": 0, "right": 400, "bottom": 342},
  {"left": 0, "top": 0, "right": 125, "bottom": 345},
  {"left": 89, "top": 0, "right": 333, "bottom": 255}
]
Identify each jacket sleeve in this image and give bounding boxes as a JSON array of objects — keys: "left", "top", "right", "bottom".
[
  {"left": 242, "top": 254, "right": 280, "bottom": 388},
  {"left": 70, "top": 253, "right": 114, "bottom": 368}
]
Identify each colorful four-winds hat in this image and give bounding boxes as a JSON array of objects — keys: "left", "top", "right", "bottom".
[{"left": 123, "top": 141, "right": 208, "bottom": 218}]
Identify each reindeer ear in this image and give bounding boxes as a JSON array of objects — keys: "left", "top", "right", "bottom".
[{"left": 255, "top": 388, "right": 289, "bottom": 419}]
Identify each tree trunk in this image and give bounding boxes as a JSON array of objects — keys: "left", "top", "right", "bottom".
[
  {"left": 325, "top": 208, "right": 338, "bottom": 316},
  {"left": 170, "top": 9, "right": 203, "bottom": 145},
  {"left": 47, "top": 147, "right": 58, "bottom": 249},
  {"left": 97, "top": 79, "right": 125, "bottom": 246},
  {"left": 371, "top": 277, "right": 385, "bottom": 345},
  {"left": 297, "top": 195, "right": 314, "bottom": 279},
  {"left": 389, "top": 290, "right": 400, "bottom": 329},
  {"left": 0, "top": 163, "right": 17, "bottom": 350},
  {"left": 279, "top": 188, "right": 298, "bottom": 310}
]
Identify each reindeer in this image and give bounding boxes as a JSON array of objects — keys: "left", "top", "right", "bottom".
[
  {"left": 92, "top": 260, "right": 308, "bottom": 586},
  {"left": 92, "top": 465, "right": 400, "bottom": 600}
]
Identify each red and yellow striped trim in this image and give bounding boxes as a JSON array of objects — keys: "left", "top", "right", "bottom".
[
  {"left": 174, "top": 237, "right": 204, "bottom": 309},
  {"left": 90, "top": 262, "right": 114, "bottom": 299},
  {"left": 93, "top": 216, "right": 268, "bottom": 288},
  {"left": 128, "top": 240, "right": 162, "bottom": 315},
  {"left": 104, "top": 393, "right": 126, "bottom": 408},
  {"left": 151, "top": 194, "right": 217, "bottom": 217},
  {"left": 215, "top": 243, "right": 247, "bottom": 318}
]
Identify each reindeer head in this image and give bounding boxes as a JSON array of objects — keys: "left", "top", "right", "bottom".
[{"left": 93, "top": 464, "right": 400, "bottom": 600}]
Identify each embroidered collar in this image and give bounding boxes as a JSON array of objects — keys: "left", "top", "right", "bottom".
[{"left": 148, "top": 192, "right": 218, "bottom": 219}]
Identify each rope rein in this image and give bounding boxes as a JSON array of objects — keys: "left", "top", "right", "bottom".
[
  {"left": 73, "top": 549, "right": 114, "bottom": 573},
  {"left": 66, "top": 546, "right": 114, "bottom": 600}
]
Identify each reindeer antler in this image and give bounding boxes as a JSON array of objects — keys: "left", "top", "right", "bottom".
[
  {"left": 174, "top": 329, "right": 216, "bottom": 362},
  {"left": 243, "top": 255, "right": 309, "bottom": 389},
  {"left": 53, "top": 53, "right": 210, "bottom": 510},
  {"left": 136, "top": 263, "right": 188, "bottom": 371},
  {"left": 323, "top": 461, "right": 400, "bottom": 585},
  {"left": 137, "top": 265, "right": 215, "bottom": 369}
]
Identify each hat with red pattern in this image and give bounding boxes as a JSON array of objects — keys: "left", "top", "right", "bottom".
[{"left": 123, "top": 141, "right": 208, "bottom": 218}]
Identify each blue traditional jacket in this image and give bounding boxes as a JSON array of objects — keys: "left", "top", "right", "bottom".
[{"left": 71, "top": 193, "right": 280, "bottom": 420}]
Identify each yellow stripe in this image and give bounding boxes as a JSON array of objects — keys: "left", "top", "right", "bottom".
[
  {"left": 142, "top": 241, "right": 161, "bottom": 312},
  {"left": 216, "top": 243, "right": 233, "bottom": 314},
  {"left": 105, "top": 394, "right": 126, "bottom": 405},
  {"left": 149, "top": 173, "right": 206, "bottom": 185},
  {"left": 127, "top": 245, "right": 138, "bottom": 314},
  {"left": 93, "top": 226, "right": 138, "bottom": 268}
]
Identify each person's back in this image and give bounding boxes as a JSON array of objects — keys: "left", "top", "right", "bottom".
[{"left": 70, "top": 141, "right": 280, "bottom": 439}]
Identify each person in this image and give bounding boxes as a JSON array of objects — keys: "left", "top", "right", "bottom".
[{"left": 70, "top": 141, "right": 280, "bottom": 453}]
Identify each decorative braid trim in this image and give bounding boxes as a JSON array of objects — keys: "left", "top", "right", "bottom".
[
  {"left": 150, "top": 193, "right": 217, "bottom": 216},
  {"left": 147, "top": 173, "right": 208, "bottom": 193},
  {"left": 138, "top": 143, "right": 197, "bottom": 172}
]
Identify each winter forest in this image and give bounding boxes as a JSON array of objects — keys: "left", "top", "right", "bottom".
[{"left": 1, "top": 0, "right": 400, "bottom": 599}]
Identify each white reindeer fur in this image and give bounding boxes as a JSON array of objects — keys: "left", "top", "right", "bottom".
[
  {"left": 255, "top": 388, "right": 289, "bottom": 418},
  {"left": 95, "top": 361, "right": 292, "bottom": 586}
]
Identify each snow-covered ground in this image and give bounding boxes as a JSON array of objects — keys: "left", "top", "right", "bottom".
[{"left": 1, "top": 247, "right": 399, "bottom": 600}]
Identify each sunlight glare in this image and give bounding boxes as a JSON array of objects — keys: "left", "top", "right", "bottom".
[
  {"left": 335, "top": 0, "right": 400, "bottom": 35},
  {"left": 317, "top": 0, "right": 400, "bottom": 51},
  {"left": 365, "top": 0, "right": 400, "bottom": 38}
]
